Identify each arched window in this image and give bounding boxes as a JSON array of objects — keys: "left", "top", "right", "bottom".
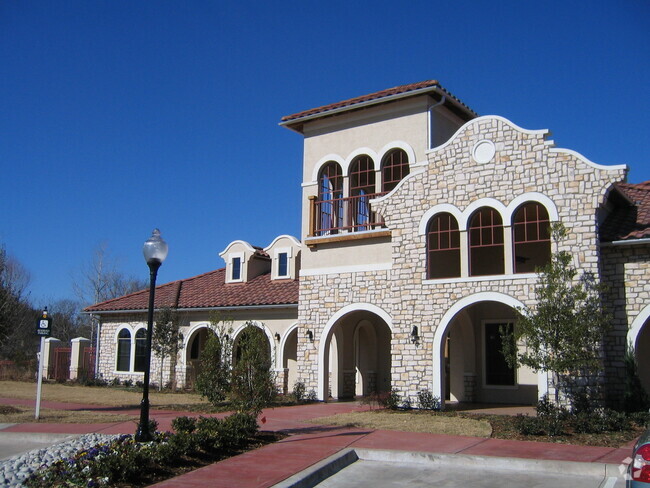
[
  {"left": 116, "top": 329, "right": 131, "bottom": 372},
  {"left": 427, "top": 213, "right": 461, "bottom": 279},
  {"left": 317, "top": 162, "right": 343, "bottom": 235},
  {"left": 349, "top": 155, "right": 376, "bottom": 231},
  {"left": 512, "top": 202, "right": 551, "bottom": 273},
  {"left": 134, "top": 329, "right": 147, "bottom": 373},
  {"left": 469, "top": 207, "right": 504, "bottom": 276},
  {"left": 381, "top": 149, "right": 409, "bottom": 193}
]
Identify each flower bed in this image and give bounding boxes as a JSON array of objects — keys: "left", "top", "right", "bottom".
[{"left": 25, "top": 412, "right": 281, "bottom": 487}]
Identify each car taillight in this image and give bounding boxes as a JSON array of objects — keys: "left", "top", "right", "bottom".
[{"left": 632, "top": 444, "right": 650, "bottom": 483}]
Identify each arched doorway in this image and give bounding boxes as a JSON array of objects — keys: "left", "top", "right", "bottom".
[
  {"left": 233, "top": 323, "right": 272, "bottom": 368},
  {"left": 281, "top": 326, "right": 298, "bottom": 395},
  {"left": 434, "top": 293, "right": 539, "bottom": 405},
  {"left": 320, "top": 306, "right": 392, "bottom": 400},
  {"left": 184, "top": 326, "right": 210, "bottom": 388},
  {"left": 629, "top": 308, "right": 650, "bottom": 397}
]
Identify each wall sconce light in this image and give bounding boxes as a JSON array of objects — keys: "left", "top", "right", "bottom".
[
  {"left": 410, "top": 325, "right": 420, "bottom": 345},
  {"left": 306, "top": 329, "right": 314, "bottom": 342},
  {"left": 275, "top": 332, "right": 281, "bottom": 341}
]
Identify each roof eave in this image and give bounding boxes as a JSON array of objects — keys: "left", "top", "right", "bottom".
[
  {"left": 601, "top": 237, "right": 650, "bottom": 247},
  {"left": 83, "top": 303, "right": 299, "bottom": 315},
  {"left": 280, "top": 85, "right": 475, "bottom": 134}
]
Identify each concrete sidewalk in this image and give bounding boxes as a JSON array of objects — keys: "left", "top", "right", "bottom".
[{"left": 0, "top": 399, "right": 637, "bottom": 487}]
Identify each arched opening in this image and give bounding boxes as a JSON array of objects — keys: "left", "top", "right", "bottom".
[
  {"left": 427, "top": 212, "right": 461, "bottom": 279},
  {"left": 116, "top": 329, "right": 131, "bottom": 372},
  {"left": 349, "top": 155, "right": 376, "bottom": 231},
  {"left": 512, "top": 202, "right": 551, "bottom": 273},
  {"left": 440, "top": 300, "right": 537, "bottom": 405},
  {"left": 282, "top": 327, "right": 298, "bottom": 395},
  {"left": 322, "top": 310, "right": 391, "bottom": 400},
  {"left": 469, "top": 207, "right": 504, "bottom": 276},
  {"left": 381, "top": 148, "right": 409, "bottom": 192},
  {"left": 317, "top": 162, "right": 343, "bottom": 235},
  {"left": 134, "top": 329, "right": 147, "bottom": 373},
  {"left": 634, "top": 318, "right": 650, "bottom": 396},
  {"left": 233, "top": 324, "right": 272, "bottom": 367},
  {"left": 185, "top": 326, "right": 211, "bottom": 387}
]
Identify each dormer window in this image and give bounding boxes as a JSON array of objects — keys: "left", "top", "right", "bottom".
[
  {"left": 232, "top": 257, "right": 242, "bottom": 281},
  {"left": 278, "top": 252, "right": 289, "bottom": 278}
]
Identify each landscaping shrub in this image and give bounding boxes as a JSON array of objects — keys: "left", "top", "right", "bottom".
[
  {"left": 292, "top": 381, "right": 306, "bottom": 403},
  {"left": 417, "top": 390, "right": 441, "bottom": 411},
  {"left": 379, "top": 388, "right": 402, "bottom": 410},
  {"left": 218, "top": 412, "right": 259, "bottom": 448},
  {"left": 172, "top": 416, "right": 197, "bottom": 434},
  {"left": 536, "top": 394, "right": 568, "bottom": 420},
  {"left": 400, "top": 396, "right": 412, "bottom": 410},
  {"left": 631, "top": 411, "right": 650, "bottom": 428},
  {"left": 623, "top": 346, "right": 650, "bottom": 413},
  {"left": 514, "top": 414, "right": 546, "bottom": 436},
  {"left": 26, "top": 412, "right": 263, "bottom": 487}
]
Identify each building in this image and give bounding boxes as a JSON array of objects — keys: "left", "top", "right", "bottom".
[
  {"left": 86, "top": 80, "right": 650, "bottom": 407},
  {"left": 85, "top": 235, "right": 301, "bottom": 393}
]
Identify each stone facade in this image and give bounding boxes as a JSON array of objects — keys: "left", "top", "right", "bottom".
[
  {"left": 296, "top": 115, "right": 627, "bottom": 404},
  {"left": 601, "top": 243, "right": 650, "bottom": 405}
]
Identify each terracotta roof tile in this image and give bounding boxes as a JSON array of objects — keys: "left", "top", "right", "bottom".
[
  {"left": 601, "top": 182, "right": 650, "bottom": 241},
  {"left": 281, "top": 80, "right": 476, "bottom": 124},
  {"left": 84, "top": 268, "right": 298, "bottom": 313}
]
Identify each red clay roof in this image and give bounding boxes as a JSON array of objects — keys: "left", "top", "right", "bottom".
[
  {"left": 601, "top": 181, "right": 650, "bottom": 242},
  {"left": 281, "top": 80, "right": 477, "bottom": 125},
  {"left": 84, "top": 268, "right": 298, "bottom": 313}
]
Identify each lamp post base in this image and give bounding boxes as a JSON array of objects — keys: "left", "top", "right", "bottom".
[{"left": 135, "top": 398, "right": 153, "bottom": 442}]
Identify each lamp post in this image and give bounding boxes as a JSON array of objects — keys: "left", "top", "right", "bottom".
[{"left": 135, "top": 228, "right": 168, "bottom": 442}]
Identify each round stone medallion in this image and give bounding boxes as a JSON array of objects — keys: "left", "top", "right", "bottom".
[{"left": 472, "top": 140, "right": 496, "bottom": 164}]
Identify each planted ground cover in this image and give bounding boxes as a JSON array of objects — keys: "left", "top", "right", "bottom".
[
  {"left": 310, "top": 408, "right": 650, "bottom": 448},
  {"left": 24, "top": 412, "right": 282, "bottom": 488}
]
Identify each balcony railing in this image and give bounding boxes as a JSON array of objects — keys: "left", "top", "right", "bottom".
[{"left": 309, "top": 192, "right": 387, "bottom": 237}]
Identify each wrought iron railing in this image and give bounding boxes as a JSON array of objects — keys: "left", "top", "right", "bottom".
[{"left": 309, "top": 192, "right": 387, "bottom": 237}]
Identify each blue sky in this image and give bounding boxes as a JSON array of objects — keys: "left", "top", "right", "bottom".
[{"left": 1, "top": 1, "right": 648, "bottom": 306}]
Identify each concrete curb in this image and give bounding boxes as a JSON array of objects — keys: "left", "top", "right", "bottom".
[
  {"left": 0, "top": 432, "right": 79, "bottom": 443},
  {"left": 271, "top": 449, "right": 358, "bottom": 488},
  {"left": 271, "top": 448, "right": 625, "bottom": 488}
]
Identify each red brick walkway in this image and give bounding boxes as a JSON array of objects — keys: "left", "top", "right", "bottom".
[{"left": 0, "top": 398, "right": 636, "bottom": 487}]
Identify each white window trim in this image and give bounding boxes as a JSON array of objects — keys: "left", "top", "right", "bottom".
[
  {"left": 228, "top": 252, "right": 245, "bottom": 283},
  {"left": 113, "top": 325, "right": 146, "bottom": 375},
  {"left": 482, "top": 319, "right": 518, "bottom": 390},
  {"left": 275, "top": 247, "right": 292, "bottom": 279}
]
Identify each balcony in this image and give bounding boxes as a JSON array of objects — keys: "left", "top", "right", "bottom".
[{"left": 307, "top": 193, "right": 391, "bottom": 246}]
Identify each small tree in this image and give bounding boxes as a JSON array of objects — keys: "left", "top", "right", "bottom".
[
  {"left": 622, "top": 343, "right": 650, "bottom": 413},
  {"left": 152, "top": 307, "right": 184, "bottom": 390},
  {"left": 195, "top": 314, "right": 234, "bottom": 405},
  {"left": 230, "top": 323, "right": 276, "bottom": 414},
  {"left": 502, "top": 223, "right": 610, "bottom": 405}
]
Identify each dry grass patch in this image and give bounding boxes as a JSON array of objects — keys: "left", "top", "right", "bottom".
[
  {"left": 0, "top": 381, "right": 208, "bottom": 409},
  {"left": 311, "top": 410, "right": 492, "bottom": 437},
  {"left": 0, "top": 404, "right": 136, "bottom": 424}
]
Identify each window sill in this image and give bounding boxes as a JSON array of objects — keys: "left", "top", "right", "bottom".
[
  {"left": 305, "top": 229, "right": 391, "bottom": 247},
  {"left": 423, "top": 272, "right": 537, "bottom": 285}
]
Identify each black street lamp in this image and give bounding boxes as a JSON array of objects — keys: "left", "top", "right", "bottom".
[{"left": 135, "top": 228, "right": 168, "bottom": 442}]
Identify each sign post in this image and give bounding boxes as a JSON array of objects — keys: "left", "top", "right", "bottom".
[{"left": 35, "top": 308, "right": 52, "bottom": 420}]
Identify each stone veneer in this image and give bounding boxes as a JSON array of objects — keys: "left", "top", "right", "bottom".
[
  {"left": 296, "top": 116, "right": 627, "bottom": 401},
  {"left": 601, "top": 243, "right": 650, "bottom": 407}
]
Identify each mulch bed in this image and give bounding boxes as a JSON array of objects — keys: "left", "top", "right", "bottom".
[{"left": 110, "top": 431, "right": 285, "bottom": 488}]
